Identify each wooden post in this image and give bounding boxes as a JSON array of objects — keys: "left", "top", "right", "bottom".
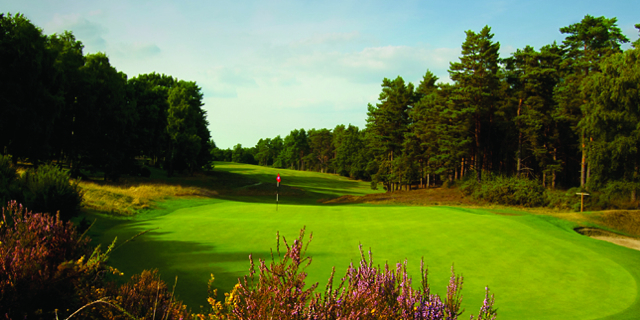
[{"left": 576, "top": 192, "right": 590, "bottom": 212}]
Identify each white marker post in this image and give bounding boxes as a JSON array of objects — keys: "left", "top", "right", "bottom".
[
  {"left": 276, "top": 173, "right": 281, "bottom": 211},
  {"left": 576, "top": 192, "right": 590, "bottom": 212}
]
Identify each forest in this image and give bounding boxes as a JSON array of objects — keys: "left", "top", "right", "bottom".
[
  {"left": 2, "top": 13, "right": 640, "bottom": 202},
  {"left": 216, "top": 15, "right": 640, "bottom": 203},
  {"left": 0, "top": 13, "right": 212, "bottom": 180}
]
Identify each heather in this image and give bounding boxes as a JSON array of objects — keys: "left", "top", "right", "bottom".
[
  {"left": 0, "top": 201, "right": 97, "bottom": 318},
  {"left": 205, "top": 228, "right": 497, "bottom": 320},
  {"left": 0, "top": 201, "right": 190, "bottom": 319}
]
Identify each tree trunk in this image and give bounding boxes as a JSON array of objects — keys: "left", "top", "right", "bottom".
[
  {"left": 633, "top": 165, "right": 639, "bottom": 202},
  {"left": 552, "top": 147, "right": 557, "bottom": 189},
  {"left": 586, "top": 137, "right": 593, "bottom": 186},
  {"left": 517, "top": 99, "right": 522, "bottom": 177},
  {"left": 580, "top": 134, "right": 586, "bottom": 188},
  {"left": 476, "top": 112, "right": 482, "bottom": 183}
]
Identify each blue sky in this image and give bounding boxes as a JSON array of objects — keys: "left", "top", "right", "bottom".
[{"left": 3, "top": 0, "right": 639, "bottom": 148}]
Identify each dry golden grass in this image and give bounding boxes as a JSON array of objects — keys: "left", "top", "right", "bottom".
[
  {"left": 529, "top": 209, "right": 640, "bottom": 238},
  {"left": 593, "top": 210, "right": 640, "bottom": 237},
  {"left": 79, "top": 179, "right": 217, "bottom": 215},
  {"left": 323, "top": 187, "right": 477, "bottom": 206}
]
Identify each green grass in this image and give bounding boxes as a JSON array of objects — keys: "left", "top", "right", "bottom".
[
  {"left": 212, "top": 161, "right": 386, "bottom": 203},
  {"left": 86, "top": 162, "right": 640, "bottom": 319}
]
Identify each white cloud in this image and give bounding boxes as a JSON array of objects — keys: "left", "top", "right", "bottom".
[
  {"left": 280, "top": 44, "right": 459, "bottom": 84},
  {"left": 46, "top": 13, "right": 108, "bottom": 51}
]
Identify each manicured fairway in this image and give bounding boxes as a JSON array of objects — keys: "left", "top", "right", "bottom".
[{"left": 89, "top": 163, "right": 640, "bottom": 319}]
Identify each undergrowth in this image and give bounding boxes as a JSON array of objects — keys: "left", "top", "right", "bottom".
[{"left": 461, "top": 175, "right": 547, "bottom": 207}]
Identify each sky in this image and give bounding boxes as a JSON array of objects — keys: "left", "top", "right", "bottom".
[{"left": 3, "top": 0, "right": 639, "bottom": 149}]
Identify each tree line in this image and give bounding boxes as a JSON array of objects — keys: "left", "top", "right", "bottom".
[
  {"left": 0, "top": 13, "right": 212, "bottom": 179},
  {"left": 215, "top": 15, "right": 640, "bottom": 201}
]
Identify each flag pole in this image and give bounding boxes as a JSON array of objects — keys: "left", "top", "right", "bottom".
[{"left": 276, "top": 173, "right": 280, "bottom": 211}]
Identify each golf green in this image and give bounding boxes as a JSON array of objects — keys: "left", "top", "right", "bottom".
[{"left": 93, "top": 200, "right": 640, "bottom": 319}]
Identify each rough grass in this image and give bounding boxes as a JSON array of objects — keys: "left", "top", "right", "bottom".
[
  {"left": 79, "top": 174, "right": 217, "bottom": 215},
  {"left": 323, "top": 187, "right": 476, "bottom": 206}
]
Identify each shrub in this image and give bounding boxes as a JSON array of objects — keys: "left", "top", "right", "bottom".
[
  {"left": 206, "top": 227, "right": 497, "bottom": 320},
  {"left": 462, "top": 175, "right": 547, "bottom": 207},
  {"left": 19, "top": 164, "right": 83, "bottom": 220},
  {"left": 140, "top": 166, "right": 152, "bottom": 178},
  {"left": 90, "top": 269, "right": 190, "bottom": 320},
  {"left": 0, "top": 201, "right": 107, "bottom": 319},
  {"left": 0, "top": 200, "right": 188, "bottom": 320},
  {"left": 0, "top": 155, "right": 19, "bottom": 205}
]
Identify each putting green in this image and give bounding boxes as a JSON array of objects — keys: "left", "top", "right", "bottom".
[{"left": 93, "top": 200, "right": 640, "bottom": 319}]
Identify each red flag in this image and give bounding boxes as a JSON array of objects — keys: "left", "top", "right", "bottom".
[{"left": 277, "top": 174, "right": 281, "bottom": 183}]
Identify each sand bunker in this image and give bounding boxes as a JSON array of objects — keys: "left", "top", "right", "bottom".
[{"left": 575, "top": 227, "right": 640, "bottom": 251}]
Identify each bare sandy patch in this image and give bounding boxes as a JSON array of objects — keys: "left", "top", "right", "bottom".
[{"left": 575, "top": 227, "right": 640, "bottom": 251}]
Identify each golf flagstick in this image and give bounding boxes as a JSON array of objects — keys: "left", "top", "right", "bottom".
[{"left": 276, "top": 174, "right": 281, "bottom": 211}]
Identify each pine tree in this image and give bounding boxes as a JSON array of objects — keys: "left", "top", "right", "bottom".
[
  {"left": 556, "top": 15, "right": 629, "bottom": 188},
  {"left": 580, "top": 47, "right": 640, "bottom": 201},
  {"left": 449, "top": 26, "right": 501, "bottom": 182},
  {"left": 366, "top": 76, "right": 414, "bottom": 191}
]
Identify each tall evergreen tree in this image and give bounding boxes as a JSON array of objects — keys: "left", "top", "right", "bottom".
[
  {"left": 254, "top": 138, "right": 272, "bottom": 166},
  {"left": 407, "top": 70, "right": 440, "bottom": 187},
  {"left": 307, "top": 128, "right": 333, "bottom": 173},
  {"left": 366, "top": 76, "right": 414, "bottom": 191},
  {"left": 448, "top": 25, "right": 501, "bottom": 182},
  {"left": 580, "top": 47, "right": 640, "bottom": 201},
  {"left": 504, "top": 44, "right": 563, "bottom": 186},
  {"left": 556, "top": 15, "right": 629, "bottom": 188}
]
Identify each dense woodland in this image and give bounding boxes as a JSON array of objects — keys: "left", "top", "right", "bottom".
[
  {"left": 2, "top": 13, "right": 640, "bottom": 201},
  {"left": 0, "top": 13, "right": 212, "bottom": 180},
  {"left": 216, "top": 15, "right": 640, "bottom": 201}
]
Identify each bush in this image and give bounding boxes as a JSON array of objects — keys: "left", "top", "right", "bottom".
[
  {"left": 206, "top": 228, "right": 497, "bottom": 320},
  {"left": 0, "top": 201, "right": 103, "bottom": 318},
  {"left": 0, "top": 155, "right": 19, "bottom": 205},
  {"left": 462, "top": 175, "right": 547, "bottom": 207},
  {"left": 545, "top": 188, "right": 579, "bottom": 211},
  {"left": 0, "top": 201, "right": 187, "bottom": 320},
  {"left": 91, "top": 269, "right": 190, "bottom": 320},
  {"left": 19, "top": 164, "right": 83, "bottom": 220},
  {"left": 140, "top": 166, "right": 152, "bottom": 178}
]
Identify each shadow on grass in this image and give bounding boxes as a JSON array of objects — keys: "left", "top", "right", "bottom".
[
  {"left": 88, "top": 216, "right": 269, "bottom": 310},
  {"left": 82, "top": 162, "right": 380, "bottom": 208}
]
